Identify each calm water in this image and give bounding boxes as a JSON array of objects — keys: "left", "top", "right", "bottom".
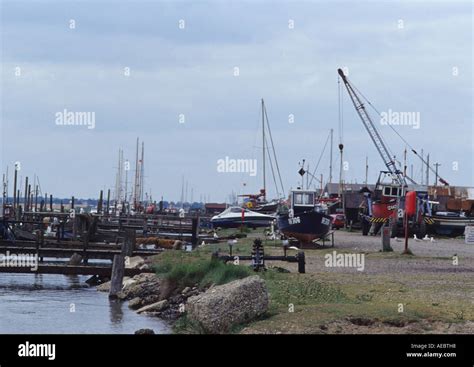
[{"left": 0, "top": 273, "right": 170, "bottom": 334}]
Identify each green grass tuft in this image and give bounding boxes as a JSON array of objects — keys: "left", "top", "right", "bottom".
[{"left": 154, "top": 257, "right": 253, "bottom": 289}]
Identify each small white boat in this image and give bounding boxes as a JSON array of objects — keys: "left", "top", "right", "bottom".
[{"left": 211, "top": 206, "right": 275, "bottom": 228}]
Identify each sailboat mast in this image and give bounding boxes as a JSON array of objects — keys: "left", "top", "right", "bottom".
[
  {"left": 141, "top": 141, "right": 145, "bottom": 202},
  {"left": 261, "top": 98, "right": 266, "bottom": 201},
  {"left": 134, "top": 137, "right": 139, "bottom": 208},
  {"left": 329, "top": 128, "right": 333, "bottom": 184}
]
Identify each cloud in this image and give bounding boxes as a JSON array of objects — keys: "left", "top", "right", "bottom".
[{"left": 1, "top": 0, "right": 472, "bottom": 199}]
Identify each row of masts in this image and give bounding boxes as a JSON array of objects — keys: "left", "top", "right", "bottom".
[{"left": 114, "top": 137, "right": 145, "bottom": 209}]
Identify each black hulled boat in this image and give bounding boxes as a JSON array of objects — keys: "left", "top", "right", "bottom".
[{"left": 277, "top": 189, "right": 332, "bottom": 244}]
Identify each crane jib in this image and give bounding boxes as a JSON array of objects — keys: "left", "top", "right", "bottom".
[{"left": 337, "top": 68, "right": 408, "bottom": 188}]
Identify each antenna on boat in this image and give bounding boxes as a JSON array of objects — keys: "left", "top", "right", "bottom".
[{"left": 298, "top": 159, "right": 306, "bottom": 190}]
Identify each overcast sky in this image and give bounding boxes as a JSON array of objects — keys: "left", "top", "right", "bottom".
[{"left": 1, "top": 0, "right": 472, "bottom": 202}]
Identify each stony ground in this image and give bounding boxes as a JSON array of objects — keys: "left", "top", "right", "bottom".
[{"left": 220, "top": 229, "right": 474, "bottom": 334}]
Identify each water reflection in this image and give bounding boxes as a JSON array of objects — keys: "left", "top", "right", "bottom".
[{"left": 109, "top": 298, "right": 124, "bottom": 324}]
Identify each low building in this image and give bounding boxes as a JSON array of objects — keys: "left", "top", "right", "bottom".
[{"left": 204, "top": 203, "right": 228, "bottom": 215}]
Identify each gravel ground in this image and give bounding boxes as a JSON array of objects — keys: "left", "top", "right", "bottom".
[
  {"left": 264, "top": 230, "right": 474, "bottom": 276},
  {"left": 241, "top": 230, "right": 474, "bottom": 334}
]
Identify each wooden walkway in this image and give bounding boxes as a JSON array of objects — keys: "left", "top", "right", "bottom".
[{"left": 0, "top": 264, "right": 152, "bottom": 276}]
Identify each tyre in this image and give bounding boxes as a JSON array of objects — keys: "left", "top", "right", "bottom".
[
  {"left": 417, "top": 220, "right": 427, "bottom": 238},
  {"left": 362, "top": 219, "right": 370, "bottom": 236}
]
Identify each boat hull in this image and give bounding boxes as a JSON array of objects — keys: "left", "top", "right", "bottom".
[
  {"left": 211, "top": 217, "right": 273, "bottom": 229},
  {"left": 277, "top": 210, "right": 332, "bottom": 243}
]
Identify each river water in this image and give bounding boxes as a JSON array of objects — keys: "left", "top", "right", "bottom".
[{"left": 0, "top": 273, "right": 171, "bottom": 334}]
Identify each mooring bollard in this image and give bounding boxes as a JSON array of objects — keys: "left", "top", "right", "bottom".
[
  {"left": 382, "top": 223, "right": 393, "bottom": 252},
  {"left": 109, "top": 254, "right": 125, "bottom": 299}
]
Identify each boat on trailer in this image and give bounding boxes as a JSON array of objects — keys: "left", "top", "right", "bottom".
[{"left": 277, "top": 189, "right": 333, "bottom": 244}]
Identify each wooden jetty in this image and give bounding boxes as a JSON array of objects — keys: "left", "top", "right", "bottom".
[
  {"left": 0, "top": 173, "right": 219, "bottom": 298},
  {"left": 0, "top": 264, "right": 152, "bottom": 277}
]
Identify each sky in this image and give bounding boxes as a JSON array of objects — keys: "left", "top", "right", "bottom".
[{"left": 1, "top": 0, "right": 473, "bottom": 202}]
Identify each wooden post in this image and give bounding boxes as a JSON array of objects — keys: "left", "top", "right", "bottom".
[
  {"left": 109, "top": 254, "right": 125, "bottom": 299},
  {"left": 382, "top": 222, "right": 393, "bottom": 252},
  {"left": 191, "top": 215, "right": 199, "bottom": 247},
  {"left": 17, "top": 189, "right": 21, "bottom": 220},
  {"left": 34, "top": 185, "right": 38, "bottom": 213},
  {"left": 49, "top": 194, "right": 53, "bottom": 212},
  {"left": 24, "top": 176, "right": 28, "bottom": 213},
  {"left": 26, "top": 183, "right": 31, "bottom": 212},
  {"left": 97, "top": 190, "right": 103, "bottom": 214},
  {"left": 123, "top": 229, "right": 135, "bottom": 257},
  {"left": 72, "top": 215, "right": 77, "bottom": 240},
  {"left": 35, "top": 229, "right": 40, "bottom": 261},
  {"left": 39, "top": 229, "right": 44, "bottom": 262},
  {"left": 142, "top": 217, "right": 147, "bottom": 236},
  {"left": 71, "top": 196, "right": 75, "bottom": 210},
  {"left": 106, "top": 189, "right": 110, "bottom": 216},
  {"left": 403, "top": 212, "right": 410, "bottom": 254},
  {"left": 82, "top": 227, "right": 90, "bottom": 265},
  {"left": 297, "top": 251, "right": 305, "bottom": 274},
  {"left": 13, "top": 167, "right": 17, "bottom": 212}
]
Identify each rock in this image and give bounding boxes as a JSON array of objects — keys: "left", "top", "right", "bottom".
[
  {"left": 119, "top": 274, "right": 161, "bottom": 300},
  {"left": 140, "top": 294, "right": 161, "bottom": 306},
  {"left": 68, "top": 253, "right": 82, "bottom": 265},
  {"left": 172, "top": 240, "right": 184, "bottom": 250},
  {"left": 126, "top": 256, "right": 145, "bottom": 269},
  {"left": 128, "top": 297, "right": 142, "bottom": 309},
  {"left": 134, "top": 328, "right": 155, "bottom": 335},
  {"left": 97, "top": 277, "right": 133, "bottom": 293},
  {"left": 182, "top": 287, "right": 191, "bottom": 295},
  {"left": 186, "top": 275, "right": 268, "bottom": 334},
  {"left": 122, "top": 277, "right": 136, "bottom": 288},
  {"left": 139, "top": 264, "right": 150, "bottom": 271},
  {"left": 137, "top": 300, "right": 169, "bottom": 314},
  {"left": 96, "top": 281, "right": 111, "bottom": 292}
]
